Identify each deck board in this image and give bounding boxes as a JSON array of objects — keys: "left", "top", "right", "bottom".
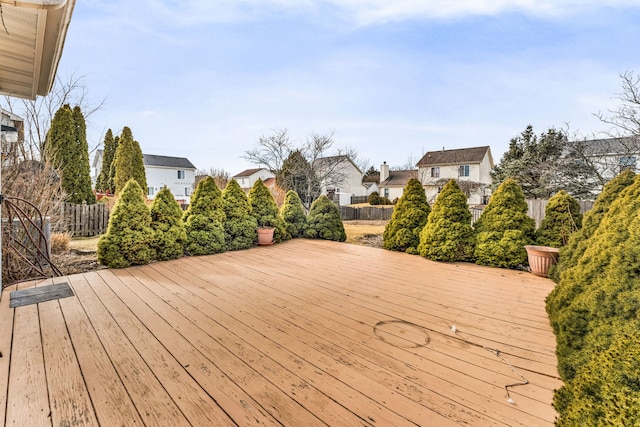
[{"left": 0, "top": 239, "right": 561, "bottom": 426}]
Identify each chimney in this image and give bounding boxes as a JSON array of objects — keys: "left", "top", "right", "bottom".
[{"left": 380, "top": 161, "right": 389, "bottom": 182}]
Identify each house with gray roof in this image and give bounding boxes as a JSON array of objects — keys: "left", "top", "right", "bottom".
[
  {"left": 93, "top": 150, "right": 197, "bottom": 203},
  {"left": 378, "top": 162, "right": 417, "bottom": 201},
  {"left": 416, "top": 146, "right": 493, "bottom": 204},
  {"left": 231, "top": 168, "right": 275, "bottom": 191},
  {"left": 567, "top": 136, "right": 640, "bottom": 182}
]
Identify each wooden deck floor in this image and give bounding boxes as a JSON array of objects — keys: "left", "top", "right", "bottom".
[{"left": 0, "top": 239, "right": 561, "bottom": 426}]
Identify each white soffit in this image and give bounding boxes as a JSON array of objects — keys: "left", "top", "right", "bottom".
[{"left": 0, "top": 0, "right": 76, "bottom": 99}]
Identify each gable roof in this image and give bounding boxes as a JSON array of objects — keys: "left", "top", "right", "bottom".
[
  {"left": 570, "top": 136, "right": 640, "bottom": 157},
  {"left": 314, "top": 155, "right": 362, "bottom": 174},
  {"left": 232, "top": 168, "right": 269, "bottom": 178},
  {"left": 417, "top": 146, "right": 491, "bottom": 167},
  {"left": 379, "top": 170, "right": 417, "bottom": 187},
  {"left": 143, "top": 154, "right": 196, "bottom": 169}
]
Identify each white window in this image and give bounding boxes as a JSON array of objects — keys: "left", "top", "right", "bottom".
[
  {"left": 431, "top": 167, "right": 440, "bottom": 178},
  {"left": 147, "top": 187, "right": 154, "bottom": 196},
  {"left": 619, "top": 156, "right": 637, "bottom": 173},
  {"left": 384, "top": 188, "right": 389, "bottom": 197},
  {"left": 185, "top": 187, "right": 191, "bottom": 196},
  {"left": 458, "top": 165, "right": 470, "bottom": 177},
  {"left": 177, "top": 170, "right": 185, "bottom": 179}
]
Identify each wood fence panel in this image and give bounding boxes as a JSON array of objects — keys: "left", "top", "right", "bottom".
[{"left": 62, "top": 203, "right": 110, "bottom": 237}]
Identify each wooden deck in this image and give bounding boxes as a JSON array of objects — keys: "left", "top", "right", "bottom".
[{"left": 0, "top": 239, "right": 561, "bottom": 426}]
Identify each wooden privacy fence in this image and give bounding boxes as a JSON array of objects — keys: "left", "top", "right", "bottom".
[
  {"left": 340, "top": 206, "right": 393, "bottom": 221},
  {"left": 61, "top": 203, "right": 110, "bottom": 237}
]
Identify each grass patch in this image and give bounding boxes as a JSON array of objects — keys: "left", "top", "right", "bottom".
[
  {"left": 343, "top": 220, "right": 387, "bottom": 247},
  {"left": 69, "top": 235, "right": 102, "bottom": 252}
]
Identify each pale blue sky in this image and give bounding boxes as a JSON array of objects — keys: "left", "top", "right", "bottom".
[{"left": 58, "top": 1, "right": 640, "bottom": 175}]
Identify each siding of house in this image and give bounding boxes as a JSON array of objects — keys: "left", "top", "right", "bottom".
[
  {"left": 317, "top": 157, "right": 366, "bottom": 205},
  {"left": 232, "top": 169, "right": 275, "bottom": 190},
  {"left": 145, "top": 166, "right": 195, "bottom": 204}
]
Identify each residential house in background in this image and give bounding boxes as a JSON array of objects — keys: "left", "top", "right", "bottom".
[
  {"left": 93, "top": 151, "right": 197, "bottom": 204},
  {"left": 417, "top": 146, "right": 493, "bottom": 204},
  {"left": 232, "top": 168, "right": 276, "bottom": 192},
  {"left": 314, "top": 155, "right": 367, "bottom": 205},
  {"left": 378, "top": 162, "right": 417, "bottom": 201},
  {"left": 569, "top": 136, "right": 640, "bottom": 182},
  {"left": 1, "top": 108, "right": 24, "bottom": 164}
]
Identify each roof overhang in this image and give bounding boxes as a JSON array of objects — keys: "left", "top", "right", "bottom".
[{"left": 0, "top": 0, "right": 76, "bottom": 99}]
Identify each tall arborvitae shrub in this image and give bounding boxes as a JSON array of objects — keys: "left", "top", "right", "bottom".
[
  {"left": 107, "top": 135, "right": 120, "bottom": 194},
  {"left": 71, "top": 106, "right": 96, "bottom": 204},
  {"left": 113, "top": 126, "right": 147, "bottom": 195},
  {"left": 535, "top": 190, "right": 582, "bottom": 248},
  {"left": 474, "top": 178, "right": 535, "bottom": 268},
  {"left": 418, "top": 179, "right": 474, "bottom": 261},
  {"left": 383, "top": 178, "right": 431, "bottom": 254},
  {"left": 281, "top": 190, "right": 307, "bottom": 238},
  {"left": 547, "top": 175, "right": 640, "bottom": 425},
  {"left": 150, "top": 187, "right": 187, "bottom": 261},
  {"left": 96, "top": 129, "right": 116, "bottom": 193},
  {"left": 182, "top": 177, "right": 226, "bottom": 255},
  {"left": 304, "top": 195, "right": 347, "bottom": 241},
  {"left": 97, "top": 179, "right": 155, "bottom": 268},
  {"left": 549, "top": 169, "right": 635, "bottom": 282},
  {"left": 248, "top": 179, "right": 287, "bottom": 242},
  {"left": 45, "top": 104, "right": 95, "bottom": 204},
  {"left": 222, "top": 180, "right": 258, "bottom": 250}
]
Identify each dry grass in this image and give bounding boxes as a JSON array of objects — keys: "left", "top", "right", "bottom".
[
  {"left": 69, "top": 235, "right": 102, "bottom": 252},
  {"left": 50, "top": 232, "right": 71, "bottom": 254},
  {"left": 343, "top": 220, "right": 387, "bottom": 248}
]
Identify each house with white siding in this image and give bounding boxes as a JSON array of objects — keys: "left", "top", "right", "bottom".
[
  {"left": 231, "top": 168, "right": 276, "bottom": 191},
  {"left": 378, "top": 162, "right": 417, "bottom": 201},
  {"left": 314, "top": 155, "right": 367, "bottom": 206},
  {"left": 416, "top": 146, "right": 494, "bottom": 204},
  {"left": 93, "top": 151, "right": 196, "bottom": 204}
]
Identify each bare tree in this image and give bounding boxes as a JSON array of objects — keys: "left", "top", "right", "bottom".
[{"left": 195, "top": 167, "right": 230, "bottom": 190}]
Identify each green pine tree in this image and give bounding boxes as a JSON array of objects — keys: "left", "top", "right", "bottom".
[
  {"left": 96, "top": 129, "right": 116, "bottom": 193},
  {"left": 97, "top": 179, "right": 155, "bottom": 268},
  {"left": 107, "top": 134, "right": 120, "bottom": 194},
  {"left": 474, "top": 178, "right": 535, "bottom": 268},
  {"left": 71, "top": 106, "right": 96, "bottom": 204},
  {"left": 113, "top": 126, "right": 147, "bottom": 195},
  {"left": 418, "top": 179, "right": 475, "bottom": 261},
  {"left": 281, "top": 190, "right": 307, "bottom": 238},
  {"left": 182, "top": 176, "right": 226, "bottom": 255},
  {"left": 248, "top": 179, "right": 287, "bottom": 242},
  {"left": 383, "top": 178, "right": 431, "bottom": 254},
  {"left": 535, "top": 190, "right": 582, "bottom": 248},
  {"left": 304, "top": 195, "right": 346, "bottom": 241},
  {"left": 150, "top": 187, "right": 187, "bottom": 261},
  {"left": 45, "top": 104, "right": 95, "bottom": 204},
  {"left": 222, "top": 179, "right": 258, "bottom": 250}
]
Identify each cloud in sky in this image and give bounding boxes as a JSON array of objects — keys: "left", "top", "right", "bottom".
[{"left": 51, "top": 1, "right": 640, "bottom": 175}]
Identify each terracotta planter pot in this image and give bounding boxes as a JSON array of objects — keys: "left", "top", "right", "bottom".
[
  {"left": 257, "top": 227, "right": 275, "bottom": 246},
  {"left": 525, "top": 245, "right": 560, "bottom": 277}
]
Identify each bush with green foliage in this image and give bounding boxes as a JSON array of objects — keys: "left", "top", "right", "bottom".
[
  {"left": 418, "top": 179, "right": 474, "bottom": 261},
  {"left": 248, "top": 179, "right": 287, "bottom": 242},
  {"left": 304, "top": 195, "right": 347, "bottom": 241},
  {"left": 281, "top": 190, "right": 307, "bottom": 238},
  {"left": 546, "top": 174, "right": 640, "bottom": 424},
  {"left": 222, "top": 180, "right": 258, "bottom": 250},
  {"left": 383, "top": 178, "right": 431, "bottom": 254},
  {"left": 535, "top": 190, "right": 582, "bottom": 248},
  {"left": 474, "top": 179, "right": 535, "bottom": 268},
  {"left": 113, "top": 126, "right": 147, "bottom": 195},
  {"left": 96, "top": 129, "right": 118, "bottom": 193},
  {"left": 97, "top": 179, "right": 155, "bottom": 268},
  {"left": 368, "top": 192, "right": 380, "bottom": 205},
  {"left": 549, "top": 169, "right": 635, "bottom": 282},
  {"left": 182, "top": 177, "right": 226, "bottom": 255},
  {"left": 150, "top": 187, "right": 187, "bottom": 261}
]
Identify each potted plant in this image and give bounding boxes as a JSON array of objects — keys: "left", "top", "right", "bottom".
[
  {"left": 248, "top": 179, "right": 287, "bottom": 245},
  {"left": 524, "top": 245, "right": 560, "bottom": 277},
  {"left": 256, "top": 226, "right": 275, "bottom": 245}
]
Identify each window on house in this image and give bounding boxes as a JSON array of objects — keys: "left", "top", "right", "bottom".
[
  {"left": 458, "top": 165, "right": 470, "bottom": 177},
  {"left": 431, "top": 167, "right": 440, "bottom": 178},
  {"left": 177, "top": 170, "right": 185, "bottom": 179},
  {"left": 619, "top": 156, "right": 637, "bottom": 173},
  {"left": 384, "top": 188, "right": 389, "bottom": 198},
  {"left": 185, "top": 187, "right": 191, "bottom": 196},
  {"left": 147, "top": 187, "right": 154, "bottom": 196}
]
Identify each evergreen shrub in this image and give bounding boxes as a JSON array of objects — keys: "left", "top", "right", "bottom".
[
  {"left": 222, "top": 180, "right": 258, "bottom": 250},
  {"left": 182, "top": 177, "right": 226, "bottom": 255},
  {"left": 474, "top": 178, "right": 535, "bottom": 268},
  {"left": 304, "top": 195, "right": 346, "bottom": 241},
  {"left": 383, "top": 178, "right": 430, "bottom": 254},
  {"left": 368, "top": 192, "right": 380, "bottom": 205},
  {"left": 418, "top": 179, "right": 474, "bottom": 261},
  {"left": 150, "top": 187, "right": 186, "bottom": 261},
  {"left": 97, "top": 179, "right": 155, "bottom": 268},
  {"left": 281, "top": 190, "right": 307, "bottom": 238},
  {"left": 248, "top": 179, "right": 287, "bottom": 242},
  {"left": 535, "top": 190, "right": 582, "bottom": 248}
]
